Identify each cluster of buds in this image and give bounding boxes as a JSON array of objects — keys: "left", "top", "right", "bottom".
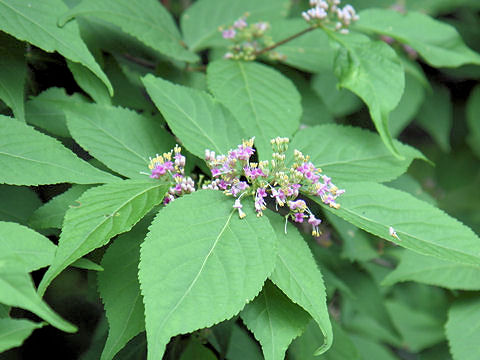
[
  {"left": 220, "top": 14, "right": 284, "bottom": 61},
  {"left": 144, "top": 145, "right": 195, "bottom": 205},
  {"left": 203, "top": 137, "right": 344, "bottom": 237},
  {"left": 302, "top": 0, "right": 359, "bottom": 34}
]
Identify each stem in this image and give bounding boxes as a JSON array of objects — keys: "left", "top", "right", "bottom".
[{"left": 253, "top": 26, "right": 317, "bottom": 56}]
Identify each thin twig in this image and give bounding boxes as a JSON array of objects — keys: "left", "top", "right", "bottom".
[{"left": 253, "top": 26, "right": 317, "bottom": 56}]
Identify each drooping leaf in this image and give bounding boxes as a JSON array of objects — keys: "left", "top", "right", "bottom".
[
  {"left": 446, "top": 297, "right": 480, "bottom": 360},
  {"left": 29, "top": 185, "right": 92, "bottom": 230},
  {"left": 0, "top": 221, "right": 56, "bottom": 273},
  {"left": 0, "top": 271, "right": 76, "bottom": 332},
  {"left": 240, "top": 280, "right": 310, "bottom": 360},
  {"left": 67, "top": 60, "right": 111, "bottom": 105},
  {"left": 355, "top": 9, "right": 480, "bottom": 67},
  {"left": 289, "top": 124, "right": 424, "bottom": 183},
  {"left": 139, "top": 190, "right": 277, "bottom": 360},
  {"left": 0, "top": 0, "right": 112, "bottom": 94},
  {"left": 71, "top": 257, "right": 103, "bottom": 272},
  {"left": 0, "top": 318, "right": 44, "bottom": 352},
  {"left": 59, "top": 0, "right": 198, "bottom": 63},
  {"left": 312, "top": 182, "right": 480, "bottom": 266},
  {"left": 142, "top": 75, "right": 246, "bottom": 159},
  {"left": 65, "top": 103, "right": 175, "bottom": 179},
  {"left": 329, "top": 33, "right": 404, "bottom": 157},
  {"left": 382, "top": 250, "right": 480, "bottom": 290},
  {"left": 181, "top": 0, "right": 289, "bottom": 51},
  {"left": 207, "top": 60, "right": 301, "bottom": 157},
  {"left": 466, "top": 84, "right": 480, "bottom": 158},
  {"left": 37, "top": 181, "right": 169, "bottom": 295},
  {"left": 0, "top": 115, "right": 119, "bottom": 185},
  {"left": 266, "top": 212, "right": 332, "bottom": 355},
  {"left": 0, "top": 185, "right": 41, "bottom": 225},
  {"left": 98, "top": 223, "right": 148, "bottom": 360},
  {"left": 0, "top": 32, "right": 26, "bottom": 121}
]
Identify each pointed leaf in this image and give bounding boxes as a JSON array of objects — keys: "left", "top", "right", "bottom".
[
  {"left": 65, "top": 104, "right": 175, "bottom": 179},
  {"left": 59, "top": 0, "right": 198, "bottom": 63},
  {"left": 446, "top": 298, "right": 480, "bottom": 360},
  {"left": 139, "top": 190, "right": 277, "bottom": 360},
  {"left": 0, "top": 115, "right": 119, "bottom": 185},
  {"left": 142, "top": 75, "right": 246, "bottom": 159},
  {"left": 0, "top": 185, "right": 41, "bottom": 225},
  {"left": 67, "top": 60, "right": 111, "bottom": 105},
  {"left": 355, "top": 9, "right": 480, "bottom": 67},
  {"left": 0, "top": 318, "right": 44, "bottom": 352},
  {"left": 311, "top": 182, "right": 480, "bottom": 266},
  {"left": 0, "top": 32, "right": 26, "bottom": 121},
  {"left": 240, "top": 280, "right": 310, "bottom": 360},
  {"left": 266, "top": 212, "right": 332, "bottom": 355},
  {"left": 466, "top": 85, "right": 480, "bottom": 158},
  {"left": 38, "top": 181, "right": 169, "bottom": 295},
  {"left": 207, "top": 60, "right": 301, "bottom": 157},
  {"left": 289, "top": 124, "right": 424, "bottom": 183},
  {"left": 330, "top": 33, "right": 404, "bottom": 157},
  {"left": 0, "top": 0, "right": 112, "bottom": 94}
]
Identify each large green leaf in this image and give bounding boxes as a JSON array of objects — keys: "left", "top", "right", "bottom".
[
  {"left": 142, "top": 75, "right": 246, "bottom": 159},
  {"left": 66, "top": 103, "right": 175, "bottom": 179},
  {"left": 312, "top": 182, "right": 480, "bottom": 266},
  {"left": 0, "top": 0, "right": 112, "bottom": 94},
  {"left": 59, "top": 0, "right": 198, "bottom": 63},
  {"left": 98, "top": 224, "right": 147, "bottom": 360},
  {"left": 207, "top": 60, "right": 301, "bottom": 157},
  {"left": 139, "top": 190, "right": 277, "bottom": 360},
  {"left": 266, "top": 212, "right": 332, "bottom": 355},
  {"left": 329, "top": 33, "right": 404, "bottom": 157},
  {"left": 349, "top": 335, "right": 398, "bottom": 360},
  {"left": 38, "top": 181, "right": 169, "bottom": 295},
  {"left": 446, "top": 297, "right": 480, "bottom": 360},
  {"left": 0, "top": 221, "right": 56, "bottom": 273},
  {"left": 382, "top": 250, "right": 480, "bottom": 290},
  {"left": 289, "top": 124, "right": 424, "bottom": 183},
  {"left": 67, "top": 60, "right": 111, "bottom": 105},
  {"left": 0, "top": 115, "right": 119, "bottom": 185},
  {"left": 0, "top": 318, "right": 44, "bottom": 352},
  {"left": 0, "top": 271, "right": 76, "bottom": 332},
  {"left": 180, "top": 0, "right": 289, "bottom": 51},
  {"left": 355, "top": 9, "right": 480, "bottom": 67},
  {"left": 240, "top": 280, "right": 310, "bottom": 360},
  {"left": 0, "top": 32, "right": 26, "bottom": 121},
  {"left": 466, "top": 85, "right": 480, "bottom": 158},
  {"left": 0, "top": 185, "right": 41, "bottom": 225}
]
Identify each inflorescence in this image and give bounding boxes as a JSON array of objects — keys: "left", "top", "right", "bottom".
[
  {"left": 301, "top": 0, "right": 359, "bottom": 34},
  {"left": 202, "top": 137, "right": 344, "bottom": 237}
]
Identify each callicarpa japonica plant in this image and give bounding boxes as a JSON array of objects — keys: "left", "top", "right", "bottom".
[{"left": 0, "top": 0, "right": 480, "bottom": 359}]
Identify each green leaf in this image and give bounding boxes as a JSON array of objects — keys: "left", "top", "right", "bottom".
[
  {"left": 25, "top": 87, "right": 89, "bottom": 138},
  {"left": 382, "top": 250, "right": 480, "bottom": 290},
  {"left": 0, "top": 32, "right": 26, "bottom": 121},
  {"left": 266, "top": 212, "right": 332, "bottom": 355},
  {"left": 330, "top": 33, "right": 404, "bottom": 158},
  {"left": 0, "top": 185, "right": 41, "bottom": 225},
  {"left": 446, "top": 297, "right": 480, "bottom": 360},
  {"left": 29, "top": 185, "right": 92, "bottom": 230},
  {"left": 349, "top": 334, "right": 398, "bottom": 360},
  {"left": 289, "top": 124, "right": 424, "bottom": 183},
  {"left": 0, "top": 304, "right": 9, "bottom": 318},
  {"left": 0, "top": 221, "right": 56, "bottom": 273},
  {"left": 354, "top": 9, "right": 480, "bottom": 67},
  {"left": 0, "top": 115, "right": 119, "bottom": 185},
  {"left": 139, "top": 190, "right": 277, "bottom": 360},
  {"left": 207, "top": 60, "right": 301, "bottom": 157},
  {"left": 181, "top": 0, "right": 289, "bottom": 51},
  {"left": 226, "top": 323, "right": 263, "bottom": 360},
  {"left": 180, "top": 338, "right": 217, "bottom": 360},
  {"left": 142, "top": 75, "right": 246, "bottom": 159},
  {"left": 38, "top": 180, "right": 169, "bottom": 295},
  {"left": 0, "top": 0, "right": 112, "bottom": 94},
  {"left": 312, "top": 182, "right": 480, "bottom": 266},
  {"left": 0, "top": 271, "right": 76, "bottom": 332},
  {"left": 67, "top": 60, "right": 111, "bottom": 105},
  {"left": 0, "top": 318, "right": 44, "bottom": 352},
  {"left": 59, "top": 0, "right": 198, "bottom": 63},
  {"left": 71, "top": 257, "right": 103, "bottom": 272},
  {"left": 98, "top": 225, "right": 147, "bottom": 360},
  {"left": 240, "top": 280, "right": 310, "bottom": 360},
  {"left": 416, "top": 84, "right": 452, "bottom": 152},
  {"left": 466, "top": 84, "right": 480, "bottom": 158}
]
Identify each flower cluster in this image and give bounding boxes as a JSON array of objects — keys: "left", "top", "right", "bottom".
[
  {"left": 220, "top": 14, "right": 284, "bottom": 61},
  {"left": 302, "top": 0, "right": 359, "bottom": 34},
  {"left": 203, "top": 137, "right": 344, "bottom": 237},
  {"left": 145, "top": 145, "right": 195, "bottom": 205}
]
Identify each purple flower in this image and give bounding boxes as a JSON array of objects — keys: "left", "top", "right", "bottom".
[
  {"left": 234, "top": 18, "right": 247, "bottom": 29},
  {"left": 271, "top": 188, "right": 286, "bottom": 206},
  {"left": 289, "top": 199, "right": 306, "bottom": 211},
  {"left": 222, "top": 29, "right": 236, "bottom": 39},
  {"left": 294, "top": 212, "right": 305, "bottom": 223}
]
